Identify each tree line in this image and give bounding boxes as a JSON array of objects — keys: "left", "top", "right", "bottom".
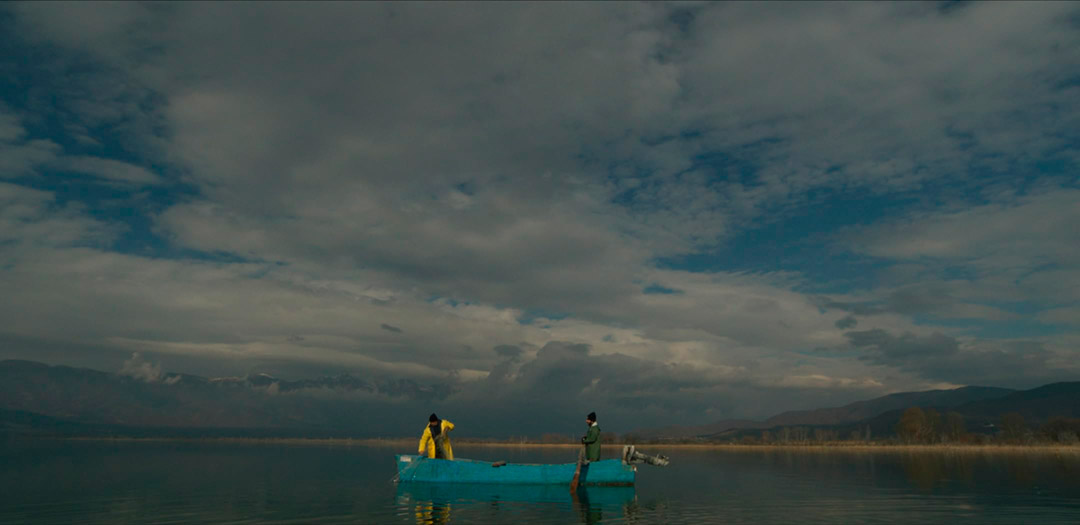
[
  {"left": 895, "top": 407, "right": 1080, "bottom": 445},
  {"left": 614, "top": 409, "right": 1080, "bottom": 445}
]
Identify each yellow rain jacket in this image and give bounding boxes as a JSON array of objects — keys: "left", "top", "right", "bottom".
[{"left": 418, "top": 420, "right": 454, "bottom": 460}]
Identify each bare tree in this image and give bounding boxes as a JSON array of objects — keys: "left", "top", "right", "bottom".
[
  {"left": 897, "top": 407, "right": 926, "bottom": 444},
  {"left": 1000, "top": 412, "right": 1027, "bottom": 443},
  {"left": 944, "top": 412, "right": 967, "bottom": 443},
  {"left": 792, "top": 426, "right": 809, "bottom": 442},
  {"left": 1039, "top": 417, "right": 1080, "bottom": 444},
  {"left": 924, "top": 409, "right": 942, "bottom": 443},
  {"left": 779, "top": 427, "right": 792, "bottom": 443}
]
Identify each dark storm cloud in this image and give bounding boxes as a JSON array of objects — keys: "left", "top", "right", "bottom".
[
  {"left": 456, "top": 341, "right": 734, "bottom": 433},
  {"left": 493, "top": 345, "right": 524, "bottom": 359},
  {"left": 823, "top": 290, "right": 953, "bottom": 319},
  {"left": 379, "top": 323, "right": 402, "bottom": 334},
  {"left": 445, "top": 340, "right": 901, "bottom": 435},
  {"left": 820, "top": 283, "right": 1019, "bottom": 322},
  {"left": 846, "top": 329, "right": 960, "bottom": 361},
  {"left": 843, "top": 329, "right": 1062, "bottom": 388},
  {"left": 834, "top": 315, "right": 857, "bottom": 330}
]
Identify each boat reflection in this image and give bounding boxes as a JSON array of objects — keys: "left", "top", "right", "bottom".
[{"left": 396, "top": 482, "right": 636, "bottom": 524}]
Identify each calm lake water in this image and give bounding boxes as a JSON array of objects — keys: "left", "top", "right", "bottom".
[{"left": 3, "top": 440, "right": 1080, "bottom": 524}]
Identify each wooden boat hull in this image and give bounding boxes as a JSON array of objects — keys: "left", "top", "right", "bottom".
[{"left": 395, "top": 455, "right": 636, "bottom": 486}]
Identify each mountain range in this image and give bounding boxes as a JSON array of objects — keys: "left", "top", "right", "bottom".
[
  {"left": 0, "top": 359, "right": 453, "bottom": 438},
  {"left": 635, "top": 382, "right": 1080, "bottom": 440},
  {"left": 2, "top": 359, "right": 1078, "bottom": 439},
  {"left": 635, "top": 385, "right": 1017, "bottom": 439}
]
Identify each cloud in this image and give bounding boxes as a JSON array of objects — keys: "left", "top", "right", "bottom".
[
  {"left": 848, "top": 189, "right": 1080, "bottom": 269},
  {"left": 119, "top": 352, "right": 164, "bottom": 382},
  {"left": 493, "top": 345, "right": 524, "bottom": 359},
  {"left": 460, "top": 341, "right": 738, "bottom": 427},
  {"left": 1038, "top": 307, "right": 1080, "bottom": 326},
  {"left": 846, "top": 329, "right": 959, "bottom": 361},
  {"left": 0, "top": 139, "right": 61, "bottom": 179},
  {"left": 0, "top": 109, "right": 160, "bottom": 185},
  {"left": 835, "top": 315, "right": 857, "bottom": 329},
  {"left": 0, "top": 111, "right": 27, "bottom": 142},
  {"left": 0, "top": 182, "right": 117, "bottom": 248},
  {"left": 55, "top": 156, "right": 163, "bottom": 185},
  {"left": 0, "top": 2, "right": 1078, "bottom": 426},
  {"left": 842, "top": 329, "right": 1074, "bottom": 388},
  {"left": 773, "top": 374, "right": 884, "bottom": 390},
  {"left": 823, "top": 188, "right": 1080, "bottom": 331}
]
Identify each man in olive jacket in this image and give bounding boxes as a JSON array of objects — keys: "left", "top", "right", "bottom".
[{"left": 581, "top": 411, "right": 601, "bottom": 462}]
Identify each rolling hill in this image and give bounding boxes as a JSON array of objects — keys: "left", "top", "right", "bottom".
[
  {"left": 636, "top": 385, "right": 1016, "bottom": 439},
  {"left": 0, "top": 359, "right": 453, "bottom": 437},
  {"left": 3, "top": 359, "right": 1077, "bottom": 440}
]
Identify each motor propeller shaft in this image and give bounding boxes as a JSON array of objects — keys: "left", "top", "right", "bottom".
[{"left": 622, "top": 445, "right": 670, "bottom": 467}]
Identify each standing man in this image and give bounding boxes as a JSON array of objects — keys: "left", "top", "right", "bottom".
[
  {"left": 581, "top": 412, "right": 601, "bottom": 462},
  {"left": 419, "top": 413, "right": 454, "bottom": 460}
]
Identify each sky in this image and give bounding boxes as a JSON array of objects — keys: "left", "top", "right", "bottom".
[{"left": 1, "top": 2, "right": 1079, "bottom": 435}]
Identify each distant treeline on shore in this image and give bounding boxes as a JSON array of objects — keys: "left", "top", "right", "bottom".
[
  {"left": 464, "top": 410, "right": 1080, "bottom": 447},
  {"left": 624, "top": 411, "right": 1080, "bottom": 447},
  {"left": 8, "top": 411, "right": 1080, "bottom": 448},
  {"left": 42, "top": 436, "right": 1080, "bottom": 454},
  {"left": 11, "top": 410, "right": 1080, "bottom": 448}
]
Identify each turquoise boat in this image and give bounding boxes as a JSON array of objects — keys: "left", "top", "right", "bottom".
[
  {"left": 394, "top": 455, "right": 637, "bottom": 486},
  {"left": 396, "top": 481, "right": 636, "bottom": 506}
]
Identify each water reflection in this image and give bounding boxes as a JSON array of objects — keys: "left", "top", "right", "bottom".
[
  {"left": 572, "top": 485, "right": 641, "bottom": 524},
  {"left": 5, "top": 442, "right": 1080, "bottom": 524},
  {"left": 900, "top": 452, "right": 977, "bottom": 490},
  {"left": 896, "top": 451, "right": 1080, "bottom": 491},
  {"left": 1003, "top": 454, "right": 1036, "bottom": 486},
  {"left": 396, "top": 482, "right": 636, "bottom": 524}
]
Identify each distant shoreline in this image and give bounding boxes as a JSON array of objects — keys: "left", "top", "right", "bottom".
[{"left": 47, "top": 437, "right": 1080, "bottom": 453}]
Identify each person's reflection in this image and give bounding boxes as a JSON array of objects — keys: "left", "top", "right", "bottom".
[
  {"left": 397, "top": 486, "right": 451, "bottom": 525},
  {"left": 572, "top": 486, "right": 604, "bottom": 524},
  {"left": 412, "top": 501, "right": 450, "bottom": 525}
]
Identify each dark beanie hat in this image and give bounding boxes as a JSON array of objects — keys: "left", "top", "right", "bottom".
[
  {"left": 429, "top": 413, "right": 439, "bottom": 422},
  {"left": 587, "top": 412, "right": 597, "bottom": 421}
]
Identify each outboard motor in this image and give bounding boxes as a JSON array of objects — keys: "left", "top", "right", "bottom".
[{"left": 622, "top": 445, "right": 670, "bottom": 467}]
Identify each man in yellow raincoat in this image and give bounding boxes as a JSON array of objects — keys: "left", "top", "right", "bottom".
[{"left": 419, "top": 413, "right": 454, "bottom": 460}]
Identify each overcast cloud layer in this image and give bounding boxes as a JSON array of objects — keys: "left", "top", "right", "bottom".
[{"left": 1, "top": 2, "right": 1079, "bottom": 436}]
